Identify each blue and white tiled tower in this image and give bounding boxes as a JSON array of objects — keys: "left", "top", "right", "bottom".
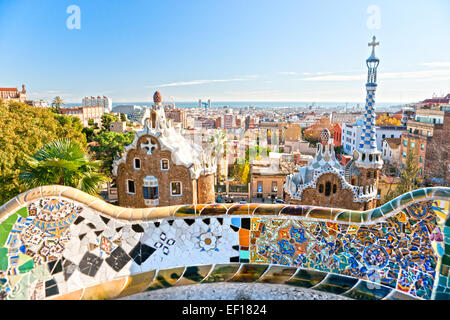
[{"left": 355, "top": 36, "right": 383, "bottom": 170}]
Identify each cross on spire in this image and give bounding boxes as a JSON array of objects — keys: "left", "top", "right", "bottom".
[{"left": 368, "top": 36, "right": 379, "bottom": 55}]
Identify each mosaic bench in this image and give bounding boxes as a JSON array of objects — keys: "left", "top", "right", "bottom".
[{"left": 0, "top": 185, "right": 449, "bottom": 300}]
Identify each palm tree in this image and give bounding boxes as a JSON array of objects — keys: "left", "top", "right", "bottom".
[
  {"left": 19, "top": 139, "right": 110, "bottom": 195},
  {"left": 51, "top": 96, "right": 65, "bottom": 113},
  {"left": 208, "top": 129, "right": 228, "bottom": 184}
]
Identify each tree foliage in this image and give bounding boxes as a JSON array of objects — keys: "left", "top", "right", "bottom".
[
  {"left": 90, "top": 131, "right": 135, "bottom": 177},
  {"left": 19, "top": 139, "right": 109, "bottom": 195},
  {"left": 376, "top": 113, "right": 402, "bottom": 126},
  {"left": 100, "top": 113, "right": 120, "bottom": 132},
  {"left": 0, "top": 100, "right": 87, "bottom": 205},
  {"left": 384, "top": 146, "right": 422, "bottom": 202}
]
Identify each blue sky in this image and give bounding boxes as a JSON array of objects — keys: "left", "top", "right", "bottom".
[{"left": 1, "top": 0, "right": 449, "bottom": 103}]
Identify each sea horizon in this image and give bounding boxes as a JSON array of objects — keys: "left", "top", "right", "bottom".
[{"left": 61, "top": 100, "right": 410, "bottom": 111}]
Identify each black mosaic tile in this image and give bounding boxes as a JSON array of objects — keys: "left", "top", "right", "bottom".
[
  {"left": 78, "top": 252, "right": 103, "bottom": 277},
  {"left": 184, "top": 219, "right": 195, "bottom": 226},
  {"left": 116, "top": 226, "right": 123, "bottom": 232},
  {"left": 94, "top": 230, "right": 103, "bottom": 236},
  {"left": 44, "top": 279, "right": 59, "bottom": 297},
  {"left": 79, "top": 233, "right": 86, "bottom": 240},
  {"left": 203, "top": 218, "right": 210, "bottom": 225},
  {"left": 74, "top": 216, "right": 85, "bottom": 225},
  {"left": 49, "top": 259, "right": 63, "bottom": 275},
  {"left": 217, "top": 218, "right": 223, "bottom": 225},
  {"left": 105, "top": 246, "right": 131, "bottom": 272},
  {"left": 154, "top": 222, "right": 160, "bottom": 228},
  {"left": 167, "top": 220, "right": 174, "bottom": 226},
  {"left": 230, "top": 256, "right": 239, "bottom": 262},
  {"left": 100, "top": 215, "right": 110, "bottom": 225},
  {"left": 232, "top": 245, "right": 240, "bottom": 251},
  {"left": 129, "top": 242, "right": 156, "bottom": 265},
  {"left": 241, "top": 218, "right": 251, "bottom": 230},
  {"left": 87, "top": 223, "right": 96, "bottom": 229},
  {"left": 132, "top": 224, "right": 145, "bottom": 233},
  {"left": 230, "top": 225, "right": 239, "bottom": 232}
]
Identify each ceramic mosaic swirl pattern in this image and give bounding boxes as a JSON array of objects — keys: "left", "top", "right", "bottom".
[{"left": 0, "top": 186, "right": 449, "bottom": 300}]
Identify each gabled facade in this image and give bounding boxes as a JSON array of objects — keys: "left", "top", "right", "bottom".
[{"left": 112, "top": 91, "right": 216, "bottom": 208}]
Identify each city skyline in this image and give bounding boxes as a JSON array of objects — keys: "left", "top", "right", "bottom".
[{"left": 1, "top": 0, "right": 450, "bottom": 103}]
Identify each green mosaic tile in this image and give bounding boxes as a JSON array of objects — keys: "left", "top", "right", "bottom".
[
  {"left": 399, "top": 192, "right": 413, "bottom": 206},
  {"left": 441, "top": 254, "right": 450, "bottom": 266},
  {"left": 411, "top": 188, "right": 427, "bottom": 200},
  {"left": 0, "top": 213, "right": 18, "bottom": 247},
  {"left": 0, "top": 247, "right": 8, "bottom": 271},
  {"left": 435, "top": 189, "right": 450, "bottom": 198},
  {"left": 18, "top": 260, "right": 34, "bottom": 274},
  {"left": 435, "top": 292, "right": 450, "bottom": 300},
  {"left": 17, "top": 207, "right": 28, "bottom": 218}
]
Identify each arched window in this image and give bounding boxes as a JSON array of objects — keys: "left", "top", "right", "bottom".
[
  {"left": 318, "top": 184, "right": 324, "bottom": 193},
  {"left": 369, "top": 154, "right": 373, "bottom": 162},
  {"left": 367, "top": 171, "right": 371, "bottom": 179},
  {"left": 333, "top": 184, "right": 337, "bottom": 194},
  {"left": 325, "top": 182, "right": 331, "bottom": 196}
]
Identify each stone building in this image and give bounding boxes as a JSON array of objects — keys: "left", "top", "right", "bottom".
[
  {"left": 304, "top": 116, "right": 334, "bottom": 141},
  {"left": 284, "top": 36, "right": 384, "bottom": 211},
  {"left": 112, "top": 91, "right": 217, "bottom": 208},
  {"left": 59, "top": 105, "right": 104, "bottom": 127},
  {"left": 401, "top": 106, "right": 449, "bottom": 185},
  {"left": 0, "top": 85, "right": 27, "bottom": 102}
]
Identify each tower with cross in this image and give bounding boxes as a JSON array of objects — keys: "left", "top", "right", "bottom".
[{"left": 354, "top": 36, "right": 383, "bottom": 204}]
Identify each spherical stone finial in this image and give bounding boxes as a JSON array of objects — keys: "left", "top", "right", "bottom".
[
  {"left": 320, "top": 128, "right": 330, "bottom": 144},
  {"left": 153, "top": 91, "right": 162, "bottom": 104}
]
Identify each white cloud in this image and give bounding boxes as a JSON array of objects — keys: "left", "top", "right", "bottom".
[
  {"left": 422, "top": 62, "right": 450, "bottom": 68},
  {"left": 150, "top": 77, "right": 253, "bottom": 88}
]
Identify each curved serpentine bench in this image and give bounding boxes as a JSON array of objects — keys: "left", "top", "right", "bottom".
[{"left": 0, "top": 185, "right": 449, "bottom": 300}]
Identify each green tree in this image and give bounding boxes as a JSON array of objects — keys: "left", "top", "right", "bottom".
[
  {"left": 384, "top": 146, "right": 422, "bottom": 202},
  {"left": 90, "top": 131, "right": 135, "bottom": 176},
  {"left": 120, "top": 113, "right": 127, "bottom": 122},
  {"left": 0, "top": 100, "right": 87, "bottom": 205},
  {"left": 51, "top": 96, "right": 65, "bottom": 113},
  {"left": 19, "top": 139, "right": 109, "bottom": 195},
  {"left": 100, "top": 113, "right": 120, "bottom": 132},
  {"left": 208, "top": 129, "right": 228, "bottom": 184}
]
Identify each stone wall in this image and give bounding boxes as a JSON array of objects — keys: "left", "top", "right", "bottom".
[
  {"left": 295, "top": 172, "right": 377, "bottom": 211},
  {"left": 197, "top": 174, "right": 215, "bottom": 204}
]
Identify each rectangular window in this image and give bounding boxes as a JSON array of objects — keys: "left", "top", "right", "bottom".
[
  {"left": 403, "top": 152, "right": 407, "bottom": 158},
  {"left": 411, "top": 142, "right": 415, "bottom": 148},
  {"left": 143, "top": 186, "right": 158, "bottom": 199},
  {"left": 421, "top": 144, "right": 424, "bottom": 150},
  {"left": 419, "top": 156, "right": 423, "bottom": 163},
  {"left": 272, "top": 181, "right": 278, "bottom": 192},
  {"left": 127, "top": 180, "right": 135, "bottom": 194},
  {"left": 171, "top": 182, "right": 182, "bottom": 196},
  {"left": 161, "top": 159, "right": 169, "bottom": 171},
  {"left": 403, "top": 140, "right": 408, "bottom": 147},
  {"left": 134, "top": 158, "right": 141, "bottom": 170}
]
